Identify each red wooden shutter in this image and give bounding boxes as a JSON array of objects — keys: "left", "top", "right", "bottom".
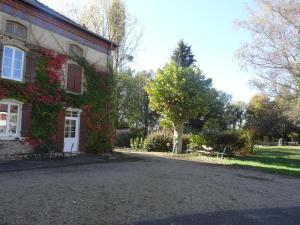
[
  {"left": 21, "top": 103, "right": 32, "bottom": 137},
  {"left": 67, "top": 64, "right": 75, "bottom": 92},
  {"left": 25, "top": 50, "right": 37, "bottom": 83},
  {"left": 74, "top": 66, "right": 82, "bottom": 93},
  {"left": 56, "top": 109, "right": 65, "bottom": 152},
  {"left": 67, "top": 64, "right": 82, "bottom": 93},
  {"left": 0, "top": 43, "right": 3, "bottom": 76}
]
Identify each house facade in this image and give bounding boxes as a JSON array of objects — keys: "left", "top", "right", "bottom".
[{"left": 0, "top": 0, "right": 116, "bottom": 154}]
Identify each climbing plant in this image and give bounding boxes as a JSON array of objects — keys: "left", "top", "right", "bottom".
[{"left": 0, "top": 48, "right": 115, "bottom": 153}]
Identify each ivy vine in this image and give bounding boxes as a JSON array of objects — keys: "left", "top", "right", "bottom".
[{"left": 0, "top": 48, "right": 115, "bottom": 153}]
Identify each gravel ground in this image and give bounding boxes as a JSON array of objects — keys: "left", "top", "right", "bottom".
[{"left": 0, "top": 152, "right": 300, "bottom": 225}]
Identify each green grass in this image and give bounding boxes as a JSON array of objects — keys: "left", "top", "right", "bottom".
[
  {"left": 163, "top": 146, "right": 300, "bottom": 177},
  {"left": 224, "top": 146, "right": 300, "bottom": 177}
]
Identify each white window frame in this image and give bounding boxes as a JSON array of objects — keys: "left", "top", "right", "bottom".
[
  {"left": 1, "top": 45, "right": 25, "bottom": 82},
  {"left": 0, "top": 99, "right": 23, "bottom": 140}
]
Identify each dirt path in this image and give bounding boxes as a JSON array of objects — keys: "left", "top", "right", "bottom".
[{"left": 0, "top": 151, "right": 299, "bottom": 225}]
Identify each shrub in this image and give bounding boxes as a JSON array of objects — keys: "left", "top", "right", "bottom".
[
  {"left": 215, "top": 131, "right": 246, "bottom": 155},
  {"left": 143, "top": 131, "right": 190, "bottom": 152},
  {"left": 115, "top": 128, "right": 146, "bottom": 147},
  {"left": 188, "top": 134, "right": 206, "bottom": 150},
  {"left": 130, "top": 137, "right": 146, "bottom": 150},
  {"left": 144, "top": 131, "right": 173, "bottom": 152}
]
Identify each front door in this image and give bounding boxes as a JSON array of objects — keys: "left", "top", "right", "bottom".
[{"left": 64, "top": 110, "right": 80, "bottom": 152}]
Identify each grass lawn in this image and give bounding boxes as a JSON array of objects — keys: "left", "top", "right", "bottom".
[{"left": 164, "top": 146, "right": 300, "bottom": 177}]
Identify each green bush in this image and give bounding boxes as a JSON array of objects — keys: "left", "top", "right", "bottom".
[
  {"left": 130, "top": 137, "right": 146, "bottom": 150},
  {"left": 144, "top": 131, "right": 190, "bottom": 152},
  {"left": 215, "top": 131, "right": 246, "bottom": 154},
  {"left": 115, "top": 128, "right": 146, "bottom": 147},
  {"left": 144, "top": 131, "right": 173, "bottom": 152},
  {"left": 188, "top": 134, "right": 206, "bottom": 150}
]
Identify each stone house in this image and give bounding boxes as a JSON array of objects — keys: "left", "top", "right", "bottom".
[{"left": 0, "top": 0, "right": 117, "bottom": 155}]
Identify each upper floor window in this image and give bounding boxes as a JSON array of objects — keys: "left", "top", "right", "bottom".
[
  {"left": 6, "top": 21, "right": 27, "bottom": 39},
  {"left": 69, "top": 44, "right": 83, "bottom": 58},
  {"left": 1, "top": 46, "right": 25, "bottom": 82}
]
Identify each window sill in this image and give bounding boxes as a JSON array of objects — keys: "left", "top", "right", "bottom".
[
  {"left": 0, "top": 136, "right": 20, "bottom": 141},
  {"left": 0, "top": 76, "right": 23, "bottom": 83},
  {"left": 65, "top": 90, "right": 82, "bottom": 95}
]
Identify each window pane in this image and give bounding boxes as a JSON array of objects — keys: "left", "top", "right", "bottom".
[
  {"left": 65, "top": 111, "right": 72, "bottom": 117},
  {"left": 4, "top": 57, "right": 12, "bottom": 67},
  {"left": 70, "top": 131, "right": 76, "bottom": 138},
  {"left": 6, "top": 21, "right": 27, "bottom": 39},
  {"left": 2, "top": 67, "right": 11, "bottom": 78},
  {"left": 0, "top": 104, "right": 8, "bottom": 135},
  {"left": 15, "top": 50, "right": 23, "bottom": 61},
  {"left": 13, "top": 68, "right": 21, "bottom": 80},
  {"left": 70, "top": 44, "right": 83, "bottom": 57},
  {"left": 9, "top": 105, "right": 18, "bottom": 134},
  {"left": 4, "top": 46, "right": 13, "bottom": 58},
  {"left": 71, "top": 112, "right": 78, "bottom": 117}
]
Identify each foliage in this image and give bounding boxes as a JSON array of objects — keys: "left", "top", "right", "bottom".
[
  {"left": 61, "top": 0, "right": 143, "bottom": 70},
  {"left": 143, "top": 131, "right": 190, "bottom": 152},
  {"left": 215, "top": 131, "right": 246, "bottom": 154},
  {"left": 1, "top": 48, "right": 115, "bottom": 153},
  {"left": 115, "top": 128, "right": 146, "bottom": 147},
  {"left": 75, "top": 57, "right": 115, "bottom": 153},
  {"left": 144, "top": 131, "right": 173, "bottom": 152},
  {"left": 116, "top": 70, "right": 153, "bottom": 128},
  {"left": 130, "top": 137, "right": 146, "bottom": 150},
  {"left": 235, "top": 0, "right": 300, "bottom": 95},
  {"left": 187, "top": 90, "right": 231, "bottom": 132},
  {"left": 146, "top": 61, "right": 212, "bottom": 153},
  {"left": 171, "top": 39, "right": 196, "bottom": 67},
  {"left": 188, "top": 134, "right": 206, "bottom": 150}
]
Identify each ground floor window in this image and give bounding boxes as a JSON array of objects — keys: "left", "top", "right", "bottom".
[{"left": 0, "top": 100, "right": 22, "bottom": 139}]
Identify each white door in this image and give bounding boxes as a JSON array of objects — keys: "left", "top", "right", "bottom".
[{"left": 64, "top": 110, "right": 80, "bottom": 152}]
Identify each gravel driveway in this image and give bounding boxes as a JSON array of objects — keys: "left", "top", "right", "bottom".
[{"left": 0, "top": 152, "right": 299, "bottom": 225}]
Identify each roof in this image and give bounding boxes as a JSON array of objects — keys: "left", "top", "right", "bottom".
[{"left": 20, "top": 0, "right": 118, "bottom": 48}]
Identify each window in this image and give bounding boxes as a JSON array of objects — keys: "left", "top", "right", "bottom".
[
  {"left": 6, "top": 21, "right": 27, "bottom": 39},
  {"left": 0, "top": 101, "right": 22, "bottom": 139},
  {"left": 67, "top": 64, "right": 82, "bottom": 93},
  {"left": 1, "top": 46, "right": 25, "bottom": 81},
  {"left": 69, "top": 44, "right": 83, "bottom": 57}
]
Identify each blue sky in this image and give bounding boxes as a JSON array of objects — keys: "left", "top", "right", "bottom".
[{"left": 41, "top": 0, "right": 257, "bottom": 102}]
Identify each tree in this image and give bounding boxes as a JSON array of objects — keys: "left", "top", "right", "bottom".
[
  {"left": 187, "top": 90, "right": 231, "bottom": 132},
  {"left": 116, "top": 70, "right": 150, "bottom": 128},
  {"left": 57, "top": 0, "right": 142, "bottom": 70},
  {"left": 171, "top": 40, "right": 196, "bottom": 67},
  {"left": 245, "top": 94, "right": 284, "bottom": 141},
  {"left": 225, "top": 101, "right": 246, "bottom": 131},
  {"left": 235, "top": 0, "right": 300, "bottom": 96},
  {"left": 146, "top": 62, "right": 212, "bottom": 153}
]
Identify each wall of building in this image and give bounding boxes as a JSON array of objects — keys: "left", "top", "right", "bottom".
[{"left": 0, "top": 11, "right": 110, "bottom": 69}]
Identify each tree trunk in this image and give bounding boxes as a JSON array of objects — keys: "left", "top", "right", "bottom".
[{"left": 173, "top": 123, "right": 184, "bottom": 154}]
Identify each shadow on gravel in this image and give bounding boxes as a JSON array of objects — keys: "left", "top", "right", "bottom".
[
  {"left": 0, "top": 152, "right": 142, "bottom": 173},
  {"left": 132, "top": 205, "right": 300, "bottom": 225}
]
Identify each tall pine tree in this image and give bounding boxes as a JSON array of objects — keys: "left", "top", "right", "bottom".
[{"left": 171, "top": 40, "right": 196, "bottom": 67}]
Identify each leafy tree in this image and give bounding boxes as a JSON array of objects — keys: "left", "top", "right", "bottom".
[
  {"left": 235, "top": 0, "right": 300, "bottom": 96},
  {"left": 225, "top": 101, "right": 246, "bottom": 131},
  {"left": 171, "top": 40, "right": 196, "bottom": 67},
  {"left": 187, "top": 90, "right": 230, "bottom": 132},
  {"left": 245, "top": 94, "right": 289, "bottom": 141},
  {"left": 116, "top": 70, "right": 156, "bottom": 129},
  {"left": 58, "top": 0, "right": 143, "bottom": 70},
  {"left": 146, "top": 62, "right": 212, "bottom": 153}
]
